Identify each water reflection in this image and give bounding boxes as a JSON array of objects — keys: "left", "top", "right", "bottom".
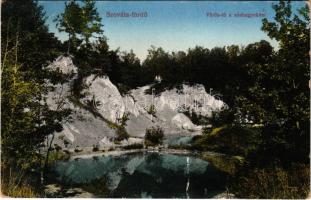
[{"left": 51, "top": 152, "right": 227, "bottom": 198}]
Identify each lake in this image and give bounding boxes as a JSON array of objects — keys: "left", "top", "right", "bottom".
[{"left": 50, "top": 151, "right": 228, "bottom": 198}]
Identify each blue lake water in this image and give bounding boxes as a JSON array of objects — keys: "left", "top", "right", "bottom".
[{"left": 51, "top": 152, "right": 228, "bottom": 198}]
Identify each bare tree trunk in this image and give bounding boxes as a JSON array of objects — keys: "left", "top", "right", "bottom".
[
  {"left": 43, "top": 133, "right": 55, "bottom": 183},
  {"left": 2, "top": 19, "right": 11, "bottom": 65},
  {"left": 67, "top": 33, "right": 71, "bottom": 55},
  {"left": 38, "top": 148, "right": 44, "bottom": 185}
]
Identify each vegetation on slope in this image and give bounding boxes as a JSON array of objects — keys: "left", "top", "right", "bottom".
[
  {"left": 144, "top": 126, "right": 164, "bottom": 147},
  {"left": 69, "top": 96, "right": 130, "bottom": 141},
  {"left": 192, "top": 125, "right": 261, "bottom": 157}
]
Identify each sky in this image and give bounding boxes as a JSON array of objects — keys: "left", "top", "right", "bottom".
[{"left": 39, "top": 1, "right": 306, "bottom": 60}]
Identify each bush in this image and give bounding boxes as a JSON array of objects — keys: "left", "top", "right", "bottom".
[
  {"left": 145, "top": 126, "right": 164, "bottom": 146},
  {"left": 147, "top": 104, "right": 156, "bottom": 116},
  {"left": 74, "top": 147, "right": 83, "bottom": 153},
  {"left": 107, "top": 147, "right": 115, "bottom": 151},
  {"left": 115, "top": 126, "right": 129, "bottom": 141},
  {"left": 117, "top": 112, "right": 130, "bottom": 127},
  {"left": 54, "top": 144, "right": 62, "bottom": 151},
  {"left": 92, "top": 145, "right": 99, "bottom": 152},
  {"left": 63, "top": 139, "right": 70, "bottom": 148},
  {"left": 231, "top": 163, "right": 310, "bottom": 199}
]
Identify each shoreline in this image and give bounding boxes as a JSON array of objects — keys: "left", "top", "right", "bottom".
[{"left": 69, "top": 147, "right": 224, "bottom": 159}]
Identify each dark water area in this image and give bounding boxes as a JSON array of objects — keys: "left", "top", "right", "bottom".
[{"left": 50, "top": 152, "right": 228, "bottom": 198}]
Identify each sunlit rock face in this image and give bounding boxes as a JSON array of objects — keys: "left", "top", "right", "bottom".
[
  {"left": 83, "top": 75, "right": 126, "bottom": 123},
  {"left": 46, "top": 56, "right": 225, "bottom": 147},
  {"left": 47, "top": 55, "right": 77, "bottom": 75},
  {"left": 123, "top": 84, "right": 224, "bottom": 137},
  {"left": 45, "top": 56, "right": 76, "bottom": 111},
  {"left": 45, "top": 56, "right": 115, "bottom": 148}
]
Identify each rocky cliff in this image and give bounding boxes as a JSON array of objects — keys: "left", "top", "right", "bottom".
[{"left": 46, "top": 56, "right": 224, "bottom": 148}]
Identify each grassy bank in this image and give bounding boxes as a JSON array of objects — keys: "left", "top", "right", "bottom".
[
  {"left": 1, "top": 182, "right": 37, "bottom": 198},
  {"left": 1, "top": 165, "right": 39, "bottom": 198},
  {"left": 191, "top": 125, "right": 261, "bottom": 157},
  {"left": 189, "top": 125, "right": 310, "bottom": 198},
  {"left": 200, "top": 152, "right": 244, "bottom": 175},
  {"left": 231, "top": 163, "right": 310, "bottom": 199}
]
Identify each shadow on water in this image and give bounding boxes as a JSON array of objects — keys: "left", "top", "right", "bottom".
[{"left": 48, "top": 152, "right": 229, "bottom": 198}]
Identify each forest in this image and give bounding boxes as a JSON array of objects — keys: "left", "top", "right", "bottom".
[{"left": 1, "top": 0, "right": 310, "bottom": 198}]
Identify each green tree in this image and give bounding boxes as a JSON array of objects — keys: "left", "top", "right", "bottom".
[
  {"left": 145, "top": 126, "right": 164, "bottom": 146},
  {"left": 119, "top": 50, "right": 142, "bottom": 90},
  {"left": 237, "top": 1, "right": 309, "bottom": 163},
  {"left": 80, "top": 0, "right": 103, "bottom": 44},
  {"left": 2, "top": 36, "right": 44, "bottom": 170},
  {"left": 2, "top": 0, "right": 62, "bottom": 76},
  {"left": 1, "top": 34, "right": 68, "bottom": 181},
  {"left": 1, "top": 1, "right": 72, "bottom": 193},
  {"left": 55, "top": 0, "right": 83, "bottom": 54},
  {"left": 56, "top": 0, "right": 103, "bottom": 53}
]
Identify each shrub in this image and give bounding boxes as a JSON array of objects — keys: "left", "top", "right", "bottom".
[
  {"left": 145, "top": 126, "right": 164, "bottom": 146},
  {"left": 92, "top": 145, "right": 99, "bottom": 152},
  {"left": 54, "top": 144, "right": 62, "bottom": 151},
  {"left": 117, "top": 112, "right": 130, "bottom": 126},
  {"left": 74, "top": 146, "right": 83, "bottom": 153},
  {"left": 107, "top": 147, "right": 115, "bottom": 151},
  {"left": 231, "top": 163, "right": 310, "bottom": 199},
  {"left": 147, "top": 104, "right": 156, "bottom": 116},
  {"left": 63, "top": 139, "right": 70, "bottom": 147},
  {"left": 115, "top": 126, "right": 129, "bottom": 141}
]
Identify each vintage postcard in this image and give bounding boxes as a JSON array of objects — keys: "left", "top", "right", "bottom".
[{"left": 1, "top": 0, "right": 309, "bottom": 199}]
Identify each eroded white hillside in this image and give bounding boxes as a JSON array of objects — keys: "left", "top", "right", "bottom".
[
  {"left": 46, "top": 56, "right": 225, "bottom": 147},
  {"left": 83, "top": 75, "right": 125, "bottom": 123}
]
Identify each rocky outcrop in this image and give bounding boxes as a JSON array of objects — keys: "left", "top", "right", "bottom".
[
  {"left": 46, "top": 56, "right": 224, "bottom": 148},
  {"left": 122, "top": 83, "right": 224, "bottom": 137}
]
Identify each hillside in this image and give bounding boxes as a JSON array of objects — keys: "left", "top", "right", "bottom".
[{"left": 46, "top": 56, "right": 224, "bottom": 148}]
